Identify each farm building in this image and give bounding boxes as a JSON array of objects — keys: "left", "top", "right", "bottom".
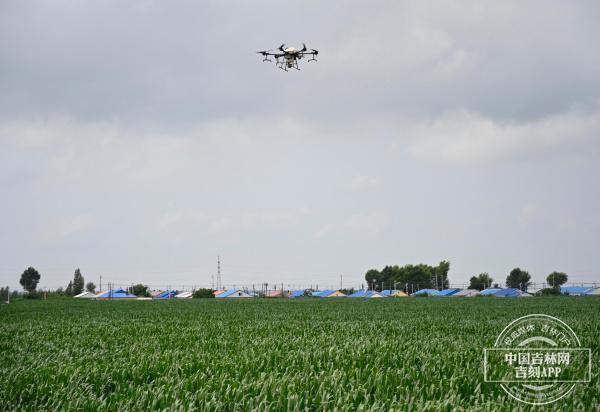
[
  {"left": 266, "top": 290, "right": 284, "bottom": 298},
  {"left": 381, "top": 290, "right": 408, "bottom": 297},
  {"left": 312, "top": 290, "right": 346, "bottom": 298},
  {"left": 95, "top": 289, "right": 137, "bottom": 299},
  {"left": 411, "top": 289, "right": 440, "bottom": 296},
  {"left": 451, "top": 289, "right": 480, "bottom": 297},
  {"left": 154, "top": 290, "right": 178, "bottom": 299},
  {"left": 74, "top": 291, "right": 97, "bottom": 299},
  {"left": 585, "top": 288, "right": 600, "bottom": 296},
  {"left": 493, "top": 288, "right": 532, "bottom": 297},
  {"left": 215, "top": 290, "right": 253, "bottom": 299},
  {"left": 175, "top": 291, "right": 193, "bottom": 299},
  {"left": 347, "top": 290, "right": 384, "bottom": 298},
  {"left": 437, "top": 288, "right": 461, "bottom": 296},
  {"left": 560, "top": 286, "right": 594, "bottom": 296},
  {"left": 289, "top": 290, "right": 306, "bottom": 298},
  {"left": 480, "top": 288, "right": 502, "bottom": 296},
  {"left": 213, "top": 289, "right": 226, "bottom": 297},
  {"left": 150, "top": 290, "right": 164, "bottom": 298}
]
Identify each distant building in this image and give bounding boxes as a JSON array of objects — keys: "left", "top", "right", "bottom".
[
  {"left": 436, "top": 288, "right": 461, "bottom": 296},
  {"left": 73, "top": 291, "right": 96, "bottom": 299},
  {"left": 451, "top": 289, "right": 480, "bottom": 297},
  {"left": 312, "top": 290, "right": 346, "bottom": 297},
  {"left": 348, "top": 290, "right": 384, "bottom": 298},
  {"left": 560, "top": 286, "right": 594, "bottom": 296},
  {"left": 95, "top": 289, "right": 137, "bottom": 299},
  {"left": 154, "top": 290, "right": 178, "bottom": 299},
  {"left": 215, "top": 290, "right": 253, "bottom": 299},
  {"left": 493, "top": 288, "right": 532, "bottom": 297},
  {"left": 411, "top": 289, "right": 440, "bottom": 296},
  {"left": 381, "top": 290, "right": 408, "bottom": 297},
  {"left": 480, "top": 288, "right": 502, "bottom": 296}
]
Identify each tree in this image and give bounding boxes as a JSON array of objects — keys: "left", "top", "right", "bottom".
[
  {"left": 192, "top": 288, "right": 215, "bottom": 299},
  {"left": 72, "top": 268, "right": 85, "bottom": 295},
  {"left": 65, "top": 281, "right": 73, "bottom": 296},
  {"left": 365, "top": 269, "right": 380, "bottom": 290},
  {"left": 85, "top": 282, "right": 96, "bottom": 293},
  {"left": 131, "top": 284, "right": 149, "bottom": 297},
  {"left": 468, "top": 273, "right": 494, "bottom": 291},
  {"left": 506, "top": 268, "right": 531, "bottom": 291},
  {"left": 364, "top": 261, "right": 451, "bottom": 291},
  {"left": 546, "top": 272, "right": 568, "bottom": 289},
  {"left": 19, "top": 267, "right": 41, "bottom": 293}
]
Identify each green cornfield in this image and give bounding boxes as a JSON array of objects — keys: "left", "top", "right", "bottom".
[{"left": 0, "top": 298, "right": 598, "bottom": 411}]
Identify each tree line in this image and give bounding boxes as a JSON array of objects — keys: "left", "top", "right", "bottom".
[
  {"left": 364, "top": 261, "right": 450, "bottom": 292},
  {"left": 364, "top": 262, "right": 571, "bottom": 294}
]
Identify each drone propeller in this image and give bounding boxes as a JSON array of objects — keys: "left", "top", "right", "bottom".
[
  {"left": 311, "top": 49, "right": 319, "bottom": 55},
  {"left": 301, "top": 43, "right": 307, "bottom": 52},
  {"left": 278, "top": 44, "right": 286, "bottom": 51}
]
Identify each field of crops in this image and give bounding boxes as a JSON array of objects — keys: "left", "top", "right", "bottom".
[{"left": 0, "top": 297, "right": 598, "bottom": 410}]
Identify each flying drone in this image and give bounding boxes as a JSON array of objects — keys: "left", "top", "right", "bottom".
[{"left": 257, "top": 43, "right": 319, "bottom": 71}]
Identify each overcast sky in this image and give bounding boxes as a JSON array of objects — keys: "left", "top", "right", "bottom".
[{"left": 1, "top": 1, "right": 599, "bottom": 290}]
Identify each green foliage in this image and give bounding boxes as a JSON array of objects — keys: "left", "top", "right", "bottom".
[
  {"left": 546, "top": 271, "right": 568, "bottom": 288},
  {"left": 468, "top": 273, "right": 493, "bottom": 291},
  {"left": 72, "top": 268, "right": 85, "bottom": 295},
  {"left": 65, "top": 281, "right": 73, "bottom": 296},
  {"left": 130, "top": 284, "right": 150, "bottom": 297},
  {"left": 364, "top": 261, "right": 450, "bottom": 291},
  {"left": 505, "top": 268, "right": 531, "bottom": 291},
  {"left": 19, "top": 267, "right": 41, "bottom": 293},
  {"left": 0, "top": 298, "right": 598, "bottom": 410},
  {"left": 539, "top": 287, "right": 561, "bottom": 296},
  {"left": 23, "top": 291, "right": 42, "bottom": 299},
  {"left": 85, "top": 282, "right": 96, "bottom": 293},
  {"left": 192, "top": 288, "right": 214, "bottom": 299}
]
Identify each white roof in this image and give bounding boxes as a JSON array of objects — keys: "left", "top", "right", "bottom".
[
  {"left": 175, "top": 291, "right": 193, "bottom": 298},
  {"left": 74, "top": 291, "right": 97, "bottom": 298},
  {"left": 452, "top": 289, "right": 480, "bottom": 297}
]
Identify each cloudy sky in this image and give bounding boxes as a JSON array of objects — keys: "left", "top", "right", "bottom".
[{"left": 1, "top": 1, "right": 599, "bottom": 290}]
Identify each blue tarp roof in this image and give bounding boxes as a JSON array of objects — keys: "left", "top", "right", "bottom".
[
  {"left": 480, "top": 288, "right": 502, "bottom": 296},
  {"left": 437, "top": 288, "right": 460, "bottom": 296},
  {"left": 381, "top": 290, "right": 403, "bottom": 296},
  {"left": 155, "top": 290, "right": 178, "bottom": 299},
  {"left": 289, "top": 290, "right": 305, "bottom": 298},
  {"left": 215, "top": 289, "right": 252, "bottom": 298},
  {"left": 96, "top": 288, "right": 137, "bottom": 298},
  {"left": 348, "top": 290, "right": 381, "bottom": 298},
  {"left": 560, "top": 286, "right": 593, "bottom": 295},
  {"left": 494, "top": 288, "right": 525, "bottom": 297},
  {"left": 412, "top": 289, "right": 440, "bottom": 296},
  {"left": 215, "top": 289, "right": 238, "bottom": 298}
]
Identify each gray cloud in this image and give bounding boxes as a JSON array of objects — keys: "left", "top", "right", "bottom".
[{"left": 1, "top": 1, "right": 599, "bottom": 289}]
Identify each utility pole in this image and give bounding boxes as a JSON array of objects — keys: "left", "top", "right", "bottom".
[
  {"left": 340, "top": 275, "right": 343, "bottom": 291},
  {"left": 100, "top": 275, "right": 102, "bottom": 292},
  {"left": 217, "top": 256, "right": 222, "bottom": 290}
]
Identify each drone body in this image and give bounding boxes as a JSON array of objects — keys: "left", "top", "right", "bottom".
[{"left": 257, "top": 43, "right": 318, "bottom": 71}]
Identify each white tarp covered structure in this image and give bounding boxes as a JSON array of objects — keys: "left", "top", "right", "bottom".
[
  {"left": 175, "top": 291, "right": 193, "bottom": 299},
  {"left": 74, "top": 291, "right": 97, "bottom": 299},
  {"left": 451, "top": 289, "right": 480, "bottom": 297}
]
